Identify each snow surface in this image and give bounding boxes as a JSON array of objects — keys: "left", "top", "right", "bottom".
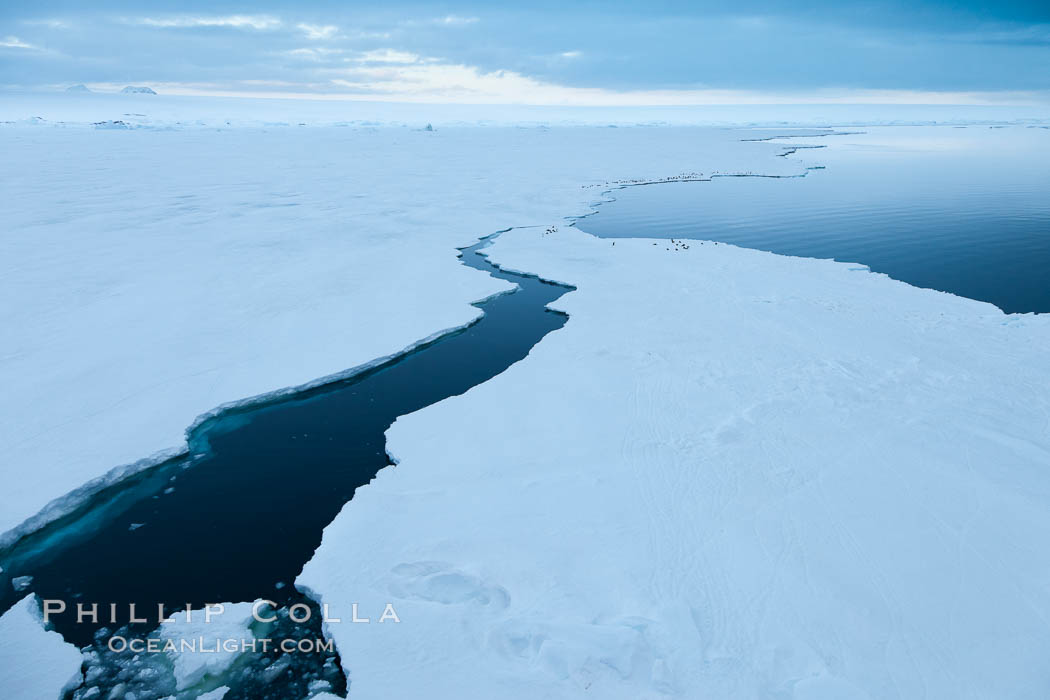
[
  {"left": 0, "top": 596, "right": 82, "bottom": 699},
  {"left": 299, "top": 225, "right": 1050, "bottom": 698},
  {"left": 3, "top": 92, "right": 1050, "bottom": 698},
  {"left": 4, "top": 91, "right": 1049, "bottom": 130},
  {"left": 0, "top": 106, "right": 804, "bottom": 546}
]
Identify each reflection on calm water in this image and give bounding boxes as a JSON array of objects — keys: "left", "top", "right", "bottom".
[{"left": 578, "top": 126, "right": 1050, "bottom": 314}]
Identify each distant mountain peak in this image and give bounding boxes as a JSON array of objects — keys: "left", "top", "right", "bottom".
[
  {"left": 121, "top": 86, "right": 157, "bottom": 95},
  {"left": 66, "top": 84, "right": 91, "bottom": 93}
]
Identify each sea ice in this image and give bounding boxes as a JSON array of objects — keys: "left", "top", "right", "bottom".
[
  {"left": 0, "top": 596, "right": 82, "bottom": 700},
  {"left": 70, "top": 602, "right": 260, "bottom": 699},
  {"left": 300, "top": 224, "right": 1050, "bottom": 698},
  {"left": 4, "top": 93, "right": 1049, "bottom": 698},
  {"left": 0, "top": 106, "right": 803, "bottom": 547},
  {"left": 160, "top": 602, "right": 257, "bottom": 692}
]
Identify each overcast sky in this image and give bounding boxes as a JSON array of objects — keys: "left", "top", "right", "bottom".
[{"left": 2, "top": 1, "right": 1049, "bottom": 103}]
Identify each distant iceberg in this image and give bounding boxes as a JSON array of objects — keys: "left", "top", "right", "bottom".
[
  {"left": 65, "top": 84, "right": 91, "bottom": 93},
  {"left": 121, "top": 86, "right": 157, "bottom": 94}
]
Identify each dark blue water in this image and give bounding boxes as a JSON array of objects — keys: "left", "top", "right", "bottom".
[
  {"left": 577, "top": 126, "right": 1050, "bottom": 314},
  {"left": 0, "top": 232, "right": 573, "bottom": 699}
]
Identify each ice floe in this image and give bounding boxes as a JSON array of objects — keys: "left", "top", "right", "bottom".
[
  {"left": 300, "top": 224, "right": 1050, "bottom": 698},
  {"left": 0, "top": 114, "right": 802, "bottom": 546},
  {"left": 0, "top": 596, "right": 82, "bottom": 699}
]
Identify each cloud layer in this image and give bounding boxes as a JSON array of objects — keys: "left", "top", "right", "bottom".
[{"left": 2, "top": 2, "right": 1048, "bottom": 103}]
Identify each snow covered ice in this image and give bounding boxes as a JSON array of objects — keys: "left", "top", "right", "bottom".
[
  {"left": 0, "top": 596, "right": 82, "bottom": 699},
  {"left": 0, "top": 97, "right": 807, "bottom": 545},
  {"left": 299, "top": 222, "right": 1050, "bottom": 697},
  {"left": 1, "top": 93, "right": 1050, "bottom": 698}
]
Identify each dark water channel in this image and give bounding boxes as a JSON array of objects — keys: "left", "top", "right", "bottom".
[{"left": 0, "top": 231, "right": 573, "bottom": 698}]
